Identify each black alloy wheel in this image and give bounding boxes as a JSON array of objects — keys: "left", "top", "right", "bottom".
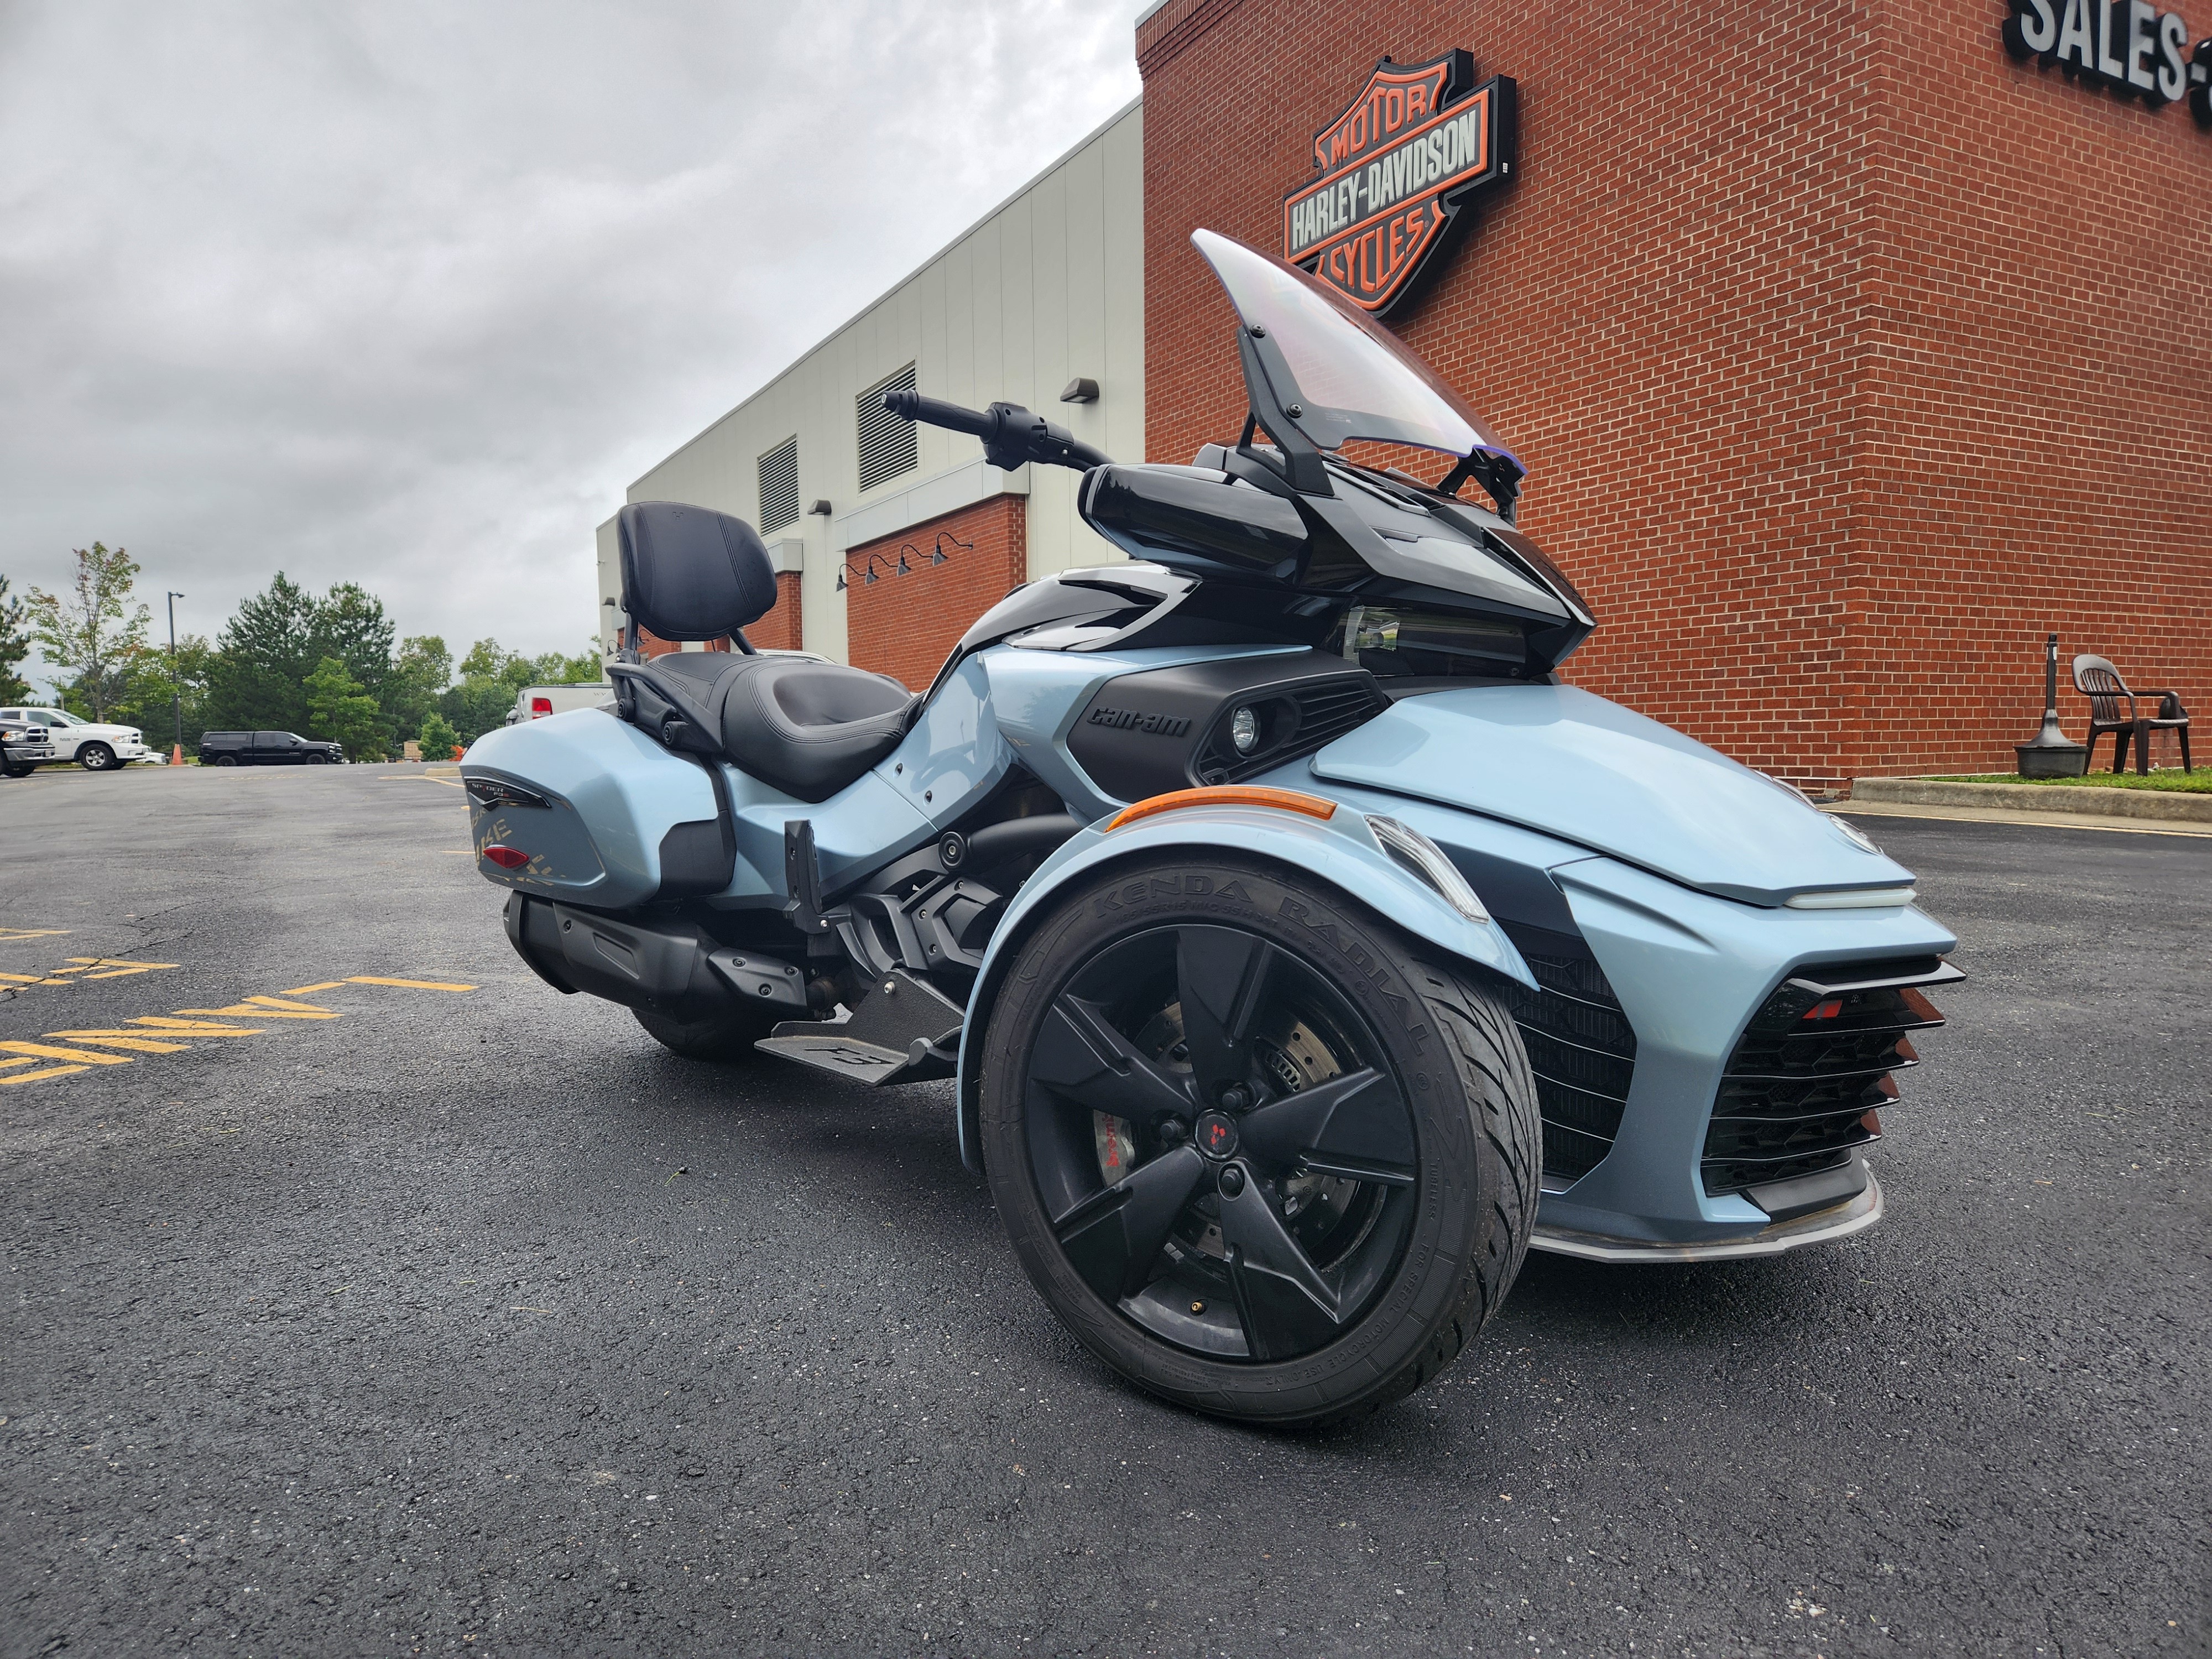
[
  {"left": 307, "top": 753, "right": 328, "bottom": 765},
  {"left": 77, "top": 743, "right": 116, "bottom": 772},
  {"left": 215, "top": 754, "right": 238, "bottom": 767},
  {"left": 981, "top": 854, "right": 1540, "bottom": 1427}
]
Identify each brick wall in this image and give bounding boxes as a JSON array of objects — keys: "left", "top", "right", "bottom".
[
  {"left": 1854, "top": 5, "right": 2212, "bottom": 777},
  {"left": 843, "top": 497, "right": 1028, "bottom": 690},
  {"left": 1138, "top": 0, "right": 2211, "bottom": 789},
  {"left": 749, "top": 573, "right": 804, "bottom": 653},
  {"left": 634, "top": 573, "right": 800, "bottom": 656},
  {"left": 636, "top": 628, "right": 730, "bottom": 659}
]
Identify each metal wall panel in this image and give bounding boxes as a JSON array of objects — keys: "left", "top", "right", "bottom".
[{"left": 617, "top": 99, "right": 1144, "bottom": 664}]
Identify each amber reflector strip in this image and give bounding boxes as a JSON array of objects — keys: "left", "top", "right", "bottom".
[{"left": 1105, "top": 785, "right": 1338, "bottom": 832}]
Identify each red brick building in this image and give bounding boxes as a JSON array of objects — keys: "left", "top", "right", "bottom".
[
  {"left": 1138, "top": 0, "right": 2210, "bottom": 789},
  {"left": 608, "top": 4, "right": 2207, "bottom": 787}
]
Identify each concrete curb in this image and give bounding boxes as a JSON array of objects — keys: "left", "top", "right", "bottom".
[
  {"left": 1828, "top": 800, "right": 2212, "bottom": 838},
  {"left": 1850, "top": 776, "right": 2212, "bottom": 823}
]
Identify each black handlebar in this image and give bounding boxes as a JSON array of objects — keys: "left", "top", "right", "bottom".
[
  {"left": 885, "top": 389, "right": 994, "bottom": 440},
  {"left": 883, "top": 388, "right": 1110, "bottom": 473}
]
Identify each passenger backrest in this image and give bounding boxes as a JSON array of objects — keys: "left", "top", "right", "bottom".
[{"left": 616, "top": 502, "right": 779, "bottom": 643}]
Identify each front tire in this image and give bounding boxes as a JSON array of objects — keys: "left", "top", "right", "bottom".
[
  {"left": 78, "top": 743, "right": 116, "bottom": 772},
  {"left": 633, "top": 1004, "right": 778, "bottom": 1063},
  {"left": 215, "top": 754, "right": 238, "bottom": 768},
  {"left": 980, "top": 853, "right": 1540, "bottom": 1428}
]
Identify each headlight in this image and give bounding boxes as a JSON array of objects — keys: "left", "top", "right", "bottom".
[
  {"left": 1229, "top": 705, "right": 1260, "bottom": 754},
  {"left": 1365, "top": 815, "right": 1489, "bottom": 923}
]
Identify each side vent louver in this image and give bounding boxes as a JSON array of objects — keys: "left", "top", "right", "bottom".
[{"left": 1500, "top": 941, "right": 1638, "bottom": 1185}]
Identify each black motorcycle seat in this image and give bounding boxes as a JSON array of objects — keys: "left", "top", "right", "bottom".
[{"left": 639, "top": 651, "right": 915, "bottom": 802}]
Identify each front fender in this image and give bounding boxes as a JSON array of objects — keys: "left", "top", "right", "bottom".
[{"left": 953, "top": 800, "right": 1535, "bottom": 1172}]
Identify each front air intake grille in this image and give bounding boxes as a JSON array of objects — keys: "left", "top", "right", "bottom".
[
  {"left": 1499, "top": 939, "right": 1637, "bottom": 1184},
  {"left": 1196, "top": 675, "right": 1388, "bottom": 785},
  {"left": 1702, "top": 956, "right": 1959, "bottom": 1198}
]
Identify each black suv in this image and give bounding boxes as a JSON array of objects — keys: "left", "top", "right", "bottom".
[{"left": 199, "top": 731, "right": 346, "bottom": 766}]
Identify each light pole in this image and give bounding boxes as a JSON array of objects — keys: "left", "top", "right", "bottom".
[{"left": 166, "top": 591, "right": 185, "bottom": 765}]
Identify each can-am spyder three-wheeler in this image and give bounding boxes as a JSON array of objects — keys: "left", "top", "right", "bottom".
[{"left": 462, "top": 229, "right": 1959, "bottom": 1427}]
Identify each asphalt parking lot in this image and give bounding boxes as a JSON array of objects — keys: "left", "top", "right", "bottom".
[{"left": 1, "top": 761, "right": 2205, "bottom": 1658}]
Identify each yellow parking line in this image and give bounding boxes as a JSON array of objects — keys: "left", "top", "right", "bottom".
[
  {"left": 0, "top": 928, "right": 67, "bottom": 941},
  {"left": 0, "top": 1056, "right": 34, "bottom": 1069},
  {"left": 128, "top": 1018, "right": 263, "bottom": 1035},
  {"left": 345, "top": 976, "right": 477, "bottom": 992},
  {"left": 281, "top": 981, "right": 348, "bottom": 996},
  {"left": 44, "top": 1033, "right": 192, "bottom": 1054},
  {"left": 0, "top": 1040, "right": 134, "bottom": 1065},
  {"left": 173, "top": 1003, "right": 337, "bottom": 1021},
  {"left": 242, "top": 995, "right": 337, "bottom": 1014},
  {"left": 81, "top": 960, "right": 181, "bottom": 978},
  {"left": 0, "top": 972, "right": 39, "bottom": 984},
  {"left": 0, "top": 1065, "right": 90, "bottom": 1086}
]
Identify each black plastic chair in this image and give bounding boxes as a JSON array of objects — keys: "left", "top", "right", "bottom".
[{"left": 2072, "top": 654, "right": 2192, "bottom": 775}]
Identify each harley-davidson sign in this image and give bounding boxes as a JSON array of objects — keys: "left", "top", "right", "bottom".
[{"left": 1281, "top": 50, "right": 1517, "bottom": 315}]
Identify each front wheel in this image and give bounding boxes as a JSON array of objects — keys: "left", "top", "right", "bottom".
[
  {"left": 215, "top": 754, "right": 238, "bottom": 768},
  {"left": 980, "top": 853, "right": 1540, "bottom": 1428},
  {"left": 77, "top": 743, "right": 116, "bottom": 772},
  {"left": 633, "top": 1004, "right": 779, "bottom": 1063}
]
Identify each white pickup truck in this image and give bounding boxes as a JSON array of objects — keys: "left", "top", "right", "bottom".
[
  {"left": 503, "top": 655, "right": 826, "bottom": 726},
  {"left": 0, "top": 705, "right": 154, "bottom": 771},
  {"left": 505, "top": 684, "right": 616, "bottom": 725}
]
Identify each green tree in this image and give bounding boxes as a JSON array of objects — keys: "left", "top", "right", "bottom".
[
  {"left": 0, "top": 575, "right": 32, "bottom": 703},
  {"left": 388, "top": 635, "right": 452, "bottom": 738},
  {"left": 435, "top": 637, "right": 606, "bottom": 747},
  {"left": 528, "top": 641, "right": 604, "bottom": 685},
  {"left": 442, "top": 638, "right": 533, "bottom": 747},
  {"left": 204, "top": 572, "right": 320, "bottom": 733},
  {"left": 85, "top": 633, "right": 219, "bottom": 750},
  {"left": 310, "top": 583, "right": 398, "bottom": 745},
  {"left": 304, "top": 655, "right": 386, "bottom": 759},
  {"left": 414, "top": 710, "right": 461, "bottom": 763},
  {"left": 26, "top": 543, "right": 152, "bottom": 720}
]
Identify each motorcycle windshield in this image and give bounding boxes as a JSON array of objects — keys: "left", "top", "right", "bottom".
[{"left": 1192, "top": 228, "right": 1519, "bottom": 467}]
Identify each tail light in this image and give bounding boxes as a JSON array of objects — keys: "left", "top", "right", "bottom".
[
  {"left": 482, "top": 846, "right": 530, "bottom": 870},
  {"left": 530, "top": 697, "right": 552, "bottom": 717}
]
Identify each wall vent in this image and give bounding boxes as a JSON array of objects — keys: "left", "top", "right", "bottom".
[
  {"left": 857, "top": 364, "right": 919, "bottom": 492},
  {"left": 758, "top": 436, "right": 799, "bottom": 534}
]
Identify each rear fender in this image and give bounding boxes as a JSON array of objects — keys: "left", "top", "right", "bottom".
[
  {"left": 463, "top": 711, "right": 717, "bottom": 907},
  {"left": 953, "top": 800, "right": 1535, "bottom": 1171}
]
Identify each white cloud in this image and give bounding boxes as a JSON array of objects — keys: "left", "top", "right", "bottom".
[{"left": 0, "top": 0, "right": 1142, "bottom": 671}]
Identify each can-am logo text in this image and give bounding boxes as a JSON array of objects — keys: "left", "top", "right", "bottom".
[
  {"left": 1087, "top": 707, "right": 1191, "bottom": 738},
  {"left": 1281, "top": 50, "right": 1517, "bottom": 316}
]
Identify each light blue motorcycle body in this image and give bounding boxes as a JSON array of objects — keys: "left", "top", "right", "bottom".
[
  {"left": 465, "top": 225, "right": 1961, "bottom": 1430},
  {"left": 469, "top": 633, "right": 1954, "bottom": 1259}
]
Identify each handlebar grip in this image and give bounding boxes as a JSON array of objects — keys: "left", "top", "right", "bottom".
[{"left": 882, "top": 388, "right": 995, "bottom": 440}]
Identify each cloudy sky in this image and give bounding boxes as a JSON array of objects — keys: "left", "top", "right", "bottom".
[{"left": 0, "top": 1, "right": 1143, "bottom": 675}]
